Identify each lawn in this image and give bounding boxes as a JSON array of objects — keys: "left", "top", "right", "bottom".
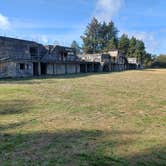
[{"left": 0, "top": 69, "right": 166, "bottom": 166}]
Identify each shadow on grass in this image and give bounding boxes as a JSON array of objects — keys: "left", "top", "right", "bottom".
[
  {"left": 0, "top": 128, "right": 165, "bottom": 166},
  {"left": 0, "top": 72, "right": 112, "bottom": 84},
  {"left": 0, "top": 121, "right": 30, "bottom": 131},
  {"left": 0, "top": 99, "right": 33, "bottom": 115},
  {"left": 127, "top": 147, "right": 166, "bottom": 166}
]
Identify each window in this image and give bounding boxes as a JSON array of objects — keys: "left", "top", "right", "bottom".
[
  {"left": 20, "top": 63, "right": 25, "bottom": 70},
  {"left": 68, "top": 52, "right": 74, "bottom": 56},
  {"left": 26, "top": 64, "right": 30, "bottom": 70},
  {"left": 30, "top": 47, "right": 38, "bottom": 56},
  {"left": 0, "top": 64, "right": 2, "bottom": 72},
  {"left": 0, "top": 63, "right": 7, "bottom": 72},
  {"left": 112, "top": 57, "right": 116, "bottom": 63},
  {"left": 101, "top": 54, "right": 110, "bottom": 62}
]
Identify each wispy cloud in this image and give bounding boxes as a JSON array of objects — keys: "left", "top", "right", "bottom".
[
  {"left": 11, "top": 19, "right": 85, "bottom": 30},
  {"left": 11, "top": 26, "right": 84, "bottom": 46},
  {"left": 0, "top": 13, "right": 10, "bottom": 30},
  {"left": 94, "top": 0, "right": 124, "bottom": 22},
  {"left": 127, "top": 31, "right": 159, "bottom": 53},
  {"left": 31, "top": 30, "right": 83, "bottom": 46}
]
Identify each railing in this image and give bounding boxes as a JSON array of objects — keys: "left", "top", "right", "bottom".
[
  {"left": 0, "top": 56, "right": 11, "bottom": 61},
  {"left": 30, "top": 56, "right": 41, "bottom": 61},
  {"left": 49, "top": 56, "right": 80, "bottom": 62},
  {"left": 0, "top": 55, "right": 80, "bottom": 63}
]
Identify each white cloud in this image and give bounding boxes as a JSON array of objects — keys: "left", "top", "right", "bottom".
[
  {"left": 127, "top": 31, "right": 159, "bottom": 53},
  {"left": 29, "top": 35, "right": 49, "bottom": 44},
  {"left": 94, "top": 0, "right": 124, "bottom": 22},
  {"left": 0, "top": 13, "right": 10, "bottom": 30}
]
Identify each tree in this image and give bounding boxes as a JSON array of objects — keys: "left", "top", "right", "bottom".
[
  {"left": 99, "top": 21, "right": 108, "bottom": 51},
  {"left": 81, "top": 17, "right": 101, "bottom": 54},
  {"left": 107, "top": 21, "right": 118, "bottom": 41},
  {"left": 81, "top": 18, "right": 118, "bottom": 54},
  {"left": 99, "top": 21, "right": 118, "bottom": 51},
  {"left": 106, "top": 37, "right": 118, "bottom": 51},
  {"left": 118, "top": 34, "right": 130, "bottom": 55},
  {"left": 144, "top": 52, "right": 152, "bottom": 67},
  {"left": 80, "top": 17, "right": 151, "bottom": 67},
  {"left": 127, "top": 37, "right": 147, "bottom": 66},
  {"left": 152, "top": 55, "right": 166, "bottom": 68},
  {"left": 71, "top": 40, "right": 81, "bottom": 55},
  {"left": 134, "top": 40, "right": 146, "bottom": 65},
  {"left": 127, "top": 36, "right": 137, "bottom": 57}
]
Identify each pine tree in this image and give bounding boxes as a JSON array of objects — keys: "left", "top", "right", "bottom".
[
  {"left": 81, "top": 17, "right": 101, "bottom": 54},
  {"left": 101, "top": 21, "right": 118, "bottom": 51},
  {"left": 71, "top": 40, "right": 81, "bottom": 55},
  {"left": 81, "top": 18, "right": 118, "bottom": 54},
  {"left": 128, "top": 36, "right": 137, "bottom": 57},
  {"left": 118, "top": 34, "right": 130, "bottom": 55},
  {"left": 134, "top": 40, "right": 146, "bottom": 64},
  {"left": 99, "top": 22, "right": 108, "bottom": 51},
  {"left": 106, "top": 37, "right": 118, "bottom": 51},
  {"left": 144, "top": 52, "right": 152, "bottom": 67},
  {"left": 107, "top": 21, "right": 118, "bottom": 41}
]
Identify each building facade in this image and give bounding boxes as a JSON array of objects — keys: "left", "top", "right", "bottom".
[
  {"left": 127, "top": 57, "right": 141, "bottom": 69},
  {"left": 0, "top": 36, "right": 136, "bottom": 78},
  {"left": 80, "top": 50, "right": 128, "bottom": 72},
  {"left": 0, "top": 37, "right": 80, "bottom": 78}
]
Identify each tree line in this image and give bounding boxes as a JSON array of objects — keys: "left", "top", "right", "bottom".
[
  {"left": 71, "top": 17, "right": 165, "bottom": 68},
  {"left": 151, "top": 54, "right": 166, "bottom": 68}
]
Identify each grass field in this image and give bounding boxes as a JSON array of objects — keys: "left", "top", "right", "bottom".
[{"left": 0, "top": 69, "right": 166, "bottom": 166}]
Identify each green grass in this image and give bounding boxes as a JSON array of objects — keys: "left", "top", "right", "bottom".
[{"left": 0, "top": 69, "right": 166, "bottom": 166}]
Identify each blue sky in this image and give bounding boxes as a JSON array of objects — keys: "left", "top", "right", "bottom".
[{"left": 0, "top": 0, "right": 165, "bottom": 54}]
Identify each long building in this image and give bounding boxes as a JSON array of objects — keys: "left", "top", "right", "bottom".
[
  {"left": 0, "top": 36, "right": 82, "bottom": 78},
  {"left": 0, "top": 36, "right": 134, "bottom": 78}
]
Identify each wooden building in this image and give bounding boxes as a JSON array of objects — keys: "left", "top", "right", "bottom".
[{"left": 0, "top": 36, "right": 80, "bottom": 78}]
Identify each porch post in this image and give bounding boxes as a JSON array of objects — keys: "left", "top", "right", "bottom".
[{"left": 38, "top": 62, "right": 41, "bottom": 76}]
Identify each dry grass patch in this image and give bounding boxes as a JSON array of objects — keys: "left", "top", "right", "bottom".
[{"left": 0, "top": 69, "right": 166, "bottom": 165}]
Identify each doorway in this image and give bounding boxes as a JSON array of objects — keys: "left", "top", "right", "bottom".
[
  {"left": 41, "top": 63, "right": 47, "bottom": 75},
  {"left": 80, "top": 64, "right": 86, "bottom": 73},
  {"left": 33, "top": 62, "right": 39, "bottom": 76},
  {"left": 103, "top": 64, "right": 109, "bottom": 72}
]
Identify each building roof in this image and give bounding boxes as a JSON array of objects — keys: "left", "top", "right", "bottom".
[
  {"left": 108, "top": 50, "right": 119, "bottom": 57},
  {"left": 0, "top": 36, "right": 40, "bottom": 45},
  {"left": 127, "top": 58, "right": 138, "bottom": 64}
]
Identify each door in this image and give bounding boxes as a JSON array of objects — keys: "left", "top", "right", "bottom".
[
  {"left": 41, "top": 63, "right": 47, "bottom": 75},
  {"left": 33, "top": 62, "right": 39, "bottom": 76}
]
